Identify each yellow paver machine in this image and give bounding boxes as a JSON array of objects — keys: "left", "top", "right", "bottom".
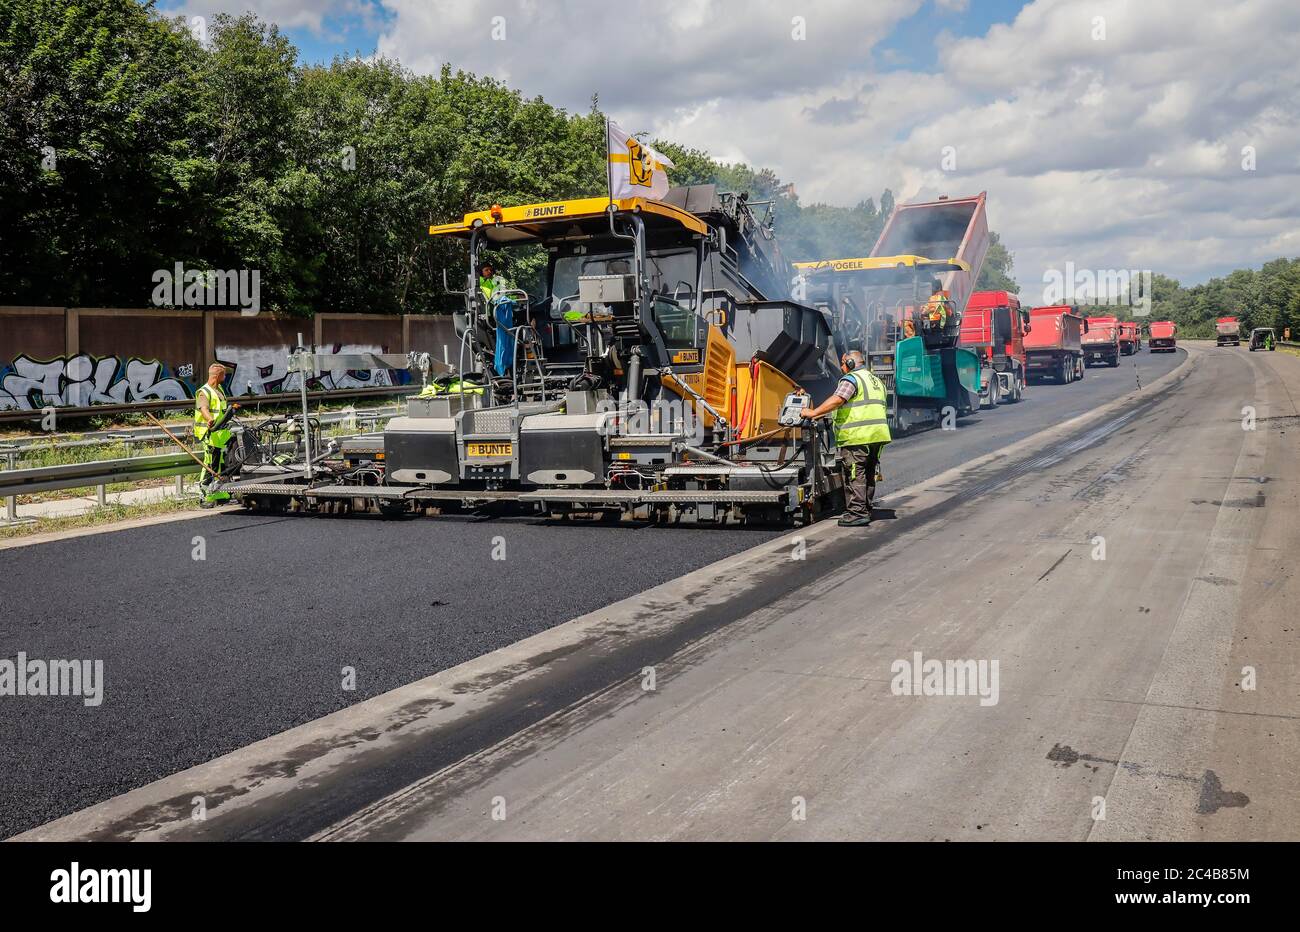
[{"left": 227, "top": 186, "right": 848, "bottom": 525}]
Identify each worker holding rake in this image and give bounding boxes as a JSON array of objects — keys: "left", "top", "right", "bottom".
[{"left": 194, "top": 363, "right": 235, "bottom": 506}]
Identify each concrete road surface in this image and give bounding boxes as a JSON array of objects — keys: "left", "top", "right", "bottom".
[{"left": 18, "top": 343, "right": 1299, "bottom": 841}]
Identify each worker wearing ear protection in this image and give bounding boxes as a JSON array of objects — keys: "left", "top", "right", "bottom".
[{"left": 801, "top": 350, "right": 892, "bottom": 526}]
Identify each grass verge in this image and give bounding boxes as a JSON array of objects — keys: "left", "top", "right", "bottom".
[{"left": 0, "top": 494, "right": 201, "bottom": 541}]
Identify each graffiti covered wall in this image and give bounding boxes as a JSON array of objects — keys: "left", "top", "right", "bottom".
[
  {"left": 0, "top": 308, "right": 452, "bottom": 414},
  {"left": 216, "top": 344, "right": 411, "bottom": 397},
  {"left": 0, "top": 354, "right": 193, "bottom": 411}
]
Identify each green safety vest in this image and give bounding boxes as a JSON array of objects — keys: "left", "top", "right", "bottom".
[
  {"left": 418, "top": 378, "right": 485, "bottom": 398},
  {"left": 479, "top": 275, "right": 507, "bottom": 302},
  {"left": 834, "top": 370, "right": 892, "bottom": 447},
  {"left": 194, "top": 383, "right": 230, "bottom": 444}
]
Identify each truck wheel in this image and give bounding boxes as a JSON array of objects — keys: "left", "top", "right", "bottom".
[{"left": 1110, "top": 355, "right": 1119, "bottom": 367}]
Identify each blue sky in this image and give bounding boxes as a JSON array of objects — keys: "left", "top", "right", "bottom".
[
  {"left": 875, "top": 0, "right": 1026, "bottom": 71},
  {"left": 283, "top": 1, "right": 390, "bottom": 64}
]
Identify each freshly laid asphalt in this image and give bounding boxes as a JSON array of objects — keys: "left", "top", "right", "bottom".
[{"left": 0, "top": 347, "right": 1184, "bottom": 838}]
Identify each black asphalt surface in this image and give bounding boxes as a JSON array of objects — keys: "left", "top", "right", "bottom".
[{"left": 0, "top": 347, "right": 1184, "bottom": 838}]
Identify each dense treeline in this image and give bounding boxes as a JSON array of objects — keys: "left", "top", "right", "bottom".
[
  {"left": 1070, "top": 262, "right": 1300, "bottom": 340},
  {"left": 3, "top": 1, "right": 1018, "bottom": 317},
  {"left": 1, "top": 1, "right": 610, "bottom": 314}
]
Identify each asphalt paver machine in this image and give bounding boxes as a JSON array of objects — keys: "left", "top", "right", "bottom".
[{"left": 225, "top": 186, "right": 847, "bottom": 525}]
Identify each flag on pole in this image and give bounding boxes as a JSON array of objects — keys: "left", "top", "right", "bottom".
[{"left": 606, "top": 119, "right": 675, "bottom": 202}]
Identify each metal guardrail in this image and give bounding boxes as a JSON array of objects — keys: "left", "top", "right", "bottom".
[
  {"left": 1, "top": 452, "right": 195, "bottom": 496},
  {"left": 0, "top": 410, "right": 402, "bottom": 524},
  {"left": 0, "top": 403, "right": 402, "bottom": 463},
  {"left": 1, "top": 451, "right": 198, "bottom": 525},
  {"left": 0, "top": 383, "right": 413, "bottom": 424}
]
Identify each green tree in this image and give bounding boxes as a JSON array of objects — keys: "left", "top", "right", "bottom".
[
  {"left": 0, "top": 0, "right": 203, "bottom": 305},
  {"left": 975, "top": 232, "right": 1017, "bottom": 293}
]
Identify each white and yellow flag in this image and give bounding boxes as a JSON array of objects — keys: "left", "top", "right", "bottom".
[{"left": 607, "top": 119, "right": 675, "bottom": 201}]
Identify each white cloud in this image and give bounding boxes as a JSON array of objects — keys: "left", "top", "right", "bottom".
[
  {"left": 177, "top": 0, "right": 1300, "bottom": 289},
  {"left": 374, "top": 0, "right": 921, "bottom": 110}
]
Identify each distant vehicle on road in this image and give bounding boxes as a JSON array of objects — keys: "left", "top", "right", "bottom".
[
  {"left": 1119, "top": 320, "right": 1139, "bottom": 355},
  {"left": 1024, "top": 305, "right": 1085, "bottom": 383},
  {"left": 1083, "top": 316, "right": 1121, "bottom": 367},
  {"left": 1216, "top": 316, "right": 1241, "bottom": 346},
  {"left": 960, "top": 290, "right": 1031, "bottom": 406},
  {"left": 1249, "top": 327, "right": 1276, "bottom": 351},
  {"left": 1148, "top": 320, "right": 1177, "bottom": 353}
]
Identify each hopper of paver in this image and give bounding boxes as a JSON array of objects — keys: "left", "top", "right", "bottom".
[
  {"left": 870, "top": 192, "right": 989, "bottom": 318},
  {"left": 725, "top": 299, "right": 834, "bottom": 385}
]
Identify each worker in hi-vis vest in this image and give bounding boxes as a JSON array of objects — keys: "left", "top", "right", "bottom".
[
  {"left": 194, "top": 363, "right": 235, "bottom": 506},
  {"left": 801, "top": 350, "right": 892, "bottom": 527},
  {"left": 923, "top": 278, "right": 953, "bottom": 327},
  {"left": 479, "top": 260, "right": 516, "bottom": 376}
]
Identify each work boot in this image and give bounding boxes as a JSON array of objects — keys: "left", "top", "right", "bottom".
[{"left": 838, "top": 514, "right": 873, "bottom": 527}]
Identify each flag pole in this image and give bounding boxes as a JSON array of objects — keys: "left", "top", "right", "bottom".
[{"left": 605, "top": 116, "right": 613, "bottom": 211}]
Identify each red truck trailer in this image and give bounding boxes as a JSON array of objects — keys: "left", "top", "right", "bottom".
[
  {"left": 1083, "top": 315, "right": 1121, "bottom": 367},
  {"left": 1024, "top": 305, "right": 1085, "bottom": 383},
  {"left": 1216, "top": 316, "right": 1241, "bottom": 346},
  {"left": 1148, "top": 320, "right": 1177, "bottom": 352},
  {"left": 1119, "top": 320, "right": 1139, "bottom": 355},
  {"left": 960, "top": 290, "right": 1029, "bottom": 406}
]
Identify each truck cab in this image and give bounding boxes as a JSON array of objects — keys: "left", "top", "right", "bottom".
[{"left": 960, "top": 290, "right": 1030, "bottom": 406}]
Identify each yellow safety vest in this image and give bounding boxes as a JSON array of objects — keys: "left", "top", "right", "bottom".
[
  {"left": 194, "top": 383, "right": 229, "bottom": 442},
  {"left": 479, "top": 275, "right": 507, "bottom": 303},
  {"left": 834, "top": 370, "right": 892, "bottom": 447},
  {"left": 925, "top": 291, "right": 952, "bottom": 322},
  {"left": 418, "top": 378, "right": 485, "bottom": 398}
]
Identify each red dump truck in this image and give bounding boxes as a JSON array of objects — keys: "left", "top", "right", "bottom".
[
  {"left": 960, "top": 290, "right": 1029, "bottom": 406},
  {"left": 1083, "top": 315, "right": 1121, "bottom": 367},
  {"left": 1216, "top": 316, "right": 1241, "bottom": 346},
  {"left": 1148, "top": 320, "right": 1177, "bottom": 352},
  {"left": 1119, "top": 320, "right": 1139, "bottom": 355},
  {"left": 1024, "top": 305, "right": 1085, "bottom": 383}
]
